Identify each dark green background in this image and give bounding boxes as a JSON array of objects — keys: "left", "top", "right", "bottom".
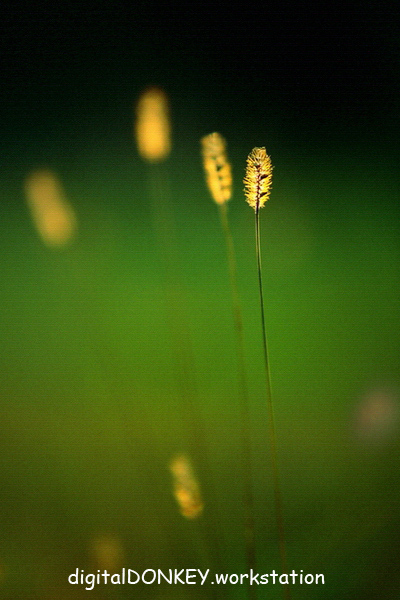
[{"left": 0, "top": 3, "right": 399, "bottom": 599}]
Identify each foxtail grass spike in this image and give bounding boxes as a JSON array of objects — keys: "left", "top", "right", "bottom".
[
  {"left": 244, "top": 148, "right": 291, "bottom": 600},
  {"left": 244, "top": 147, "right": 273, "bottom": 211},
  {"left": 201, "top": 132, "right": 232, "bottom": 205},
  {"left": 135, "top": 87, "right": 171, "bottom": 162}
]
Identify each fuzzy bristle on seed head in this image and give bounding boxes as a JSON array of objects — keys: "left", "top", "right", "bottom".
[
  {"left": 201, "top": 132, "right": 232, "bottom": 205},
  {"left": 243, "top": 147, "right": 273, "bottom": 211}
]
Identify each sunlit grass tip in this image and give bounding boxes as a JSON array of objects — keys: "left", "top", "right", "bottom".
[
  {"left": 201, "top": 132, "right": 232, "bottom": 205},
  {"left": 244, "top": 147, "right": 273, "bottom": 211},
  {"left": 135, "top": 87, "right": 171, "bottom": 163}
]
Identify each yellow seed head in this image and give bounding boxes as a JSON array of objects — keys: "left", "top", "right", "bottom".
[
  {"left": 135, "top": 87, "right": 171, "bottom": 162},
  {"left": 243, "top": 147, "right": 273, "bottom": 211},
  {"left": 24, "top": 169, "right": 77, "bottom": 248},
  {"left": 169, "top": 454, "right": 204, "bottom": 520},
  {"left": 201, "top": 132, "right": 232, "bottom": 205}
]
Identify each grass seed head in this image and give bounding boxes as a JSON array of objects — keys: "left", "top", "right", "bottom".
[
  {"left": 169, "top": 454, "right": 204, "bottom": 520},
  {"left": 201, "top": 132, "right": 232, "bottom": 205},
  {"left": 24, "top": 169, "right": 77, "bottom": 248},
  {"left": 243, "top": 147, "right": 273, "bottom": 211},
  {"left": 135, "top": 87, "right": 171, "bottom": 162}
]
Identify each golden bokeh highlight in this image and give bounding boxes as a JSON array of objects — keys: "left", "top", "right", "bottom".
[
  {"left": 89, "top": 534, "right": 125, "bottom": 572},
  {"left": 24, "top": 169, "right": 77, "bottom": 247},
  {"left": 243, "top": 147, "right": 273, "bottom": 211},
  {"left": 135, "top": 87, "right": 171, "bottom": 162},
  {"left": 355, "top": 388, "right": 399, "bottom": 444},
  {"left": 169, "top": 454, "right": 204, "bottom": 520},
  {"left": 201, "top": 132, "right": 232, "bottom": 205}
]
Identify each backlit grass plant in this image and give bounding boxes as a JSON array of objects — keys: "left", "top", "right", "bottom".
[{"left": 244, "top": 147, "right": 291, "bottom": 600}]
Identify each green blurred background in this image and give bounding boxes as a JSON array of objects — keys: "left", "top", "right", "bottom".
[{"left": 0, "top": 3, "right": 399, "bottom": 599}]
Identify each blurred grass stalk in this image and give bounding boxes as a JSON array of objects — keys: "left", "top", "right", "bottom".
[
  {"left": 135, "top": 88, "right": 224, "bottom": 590},
  {"left": 135, "top": 86, "right": 202, "bottom": 471}
]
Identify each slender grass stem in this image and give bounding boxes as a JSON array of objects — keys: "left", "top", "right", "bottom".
[
  {"left": 148, "top": 164, "right": 203, "bottom": 456},
  {"left": 255, "top": 207, "right": 291, "bottom": 600},
  {"left": 219, "top": 202, "right": 257, "bottom": 600}
]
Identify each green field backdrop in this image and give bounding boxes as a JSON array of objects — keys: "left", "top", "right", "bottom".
[{"left": 0, "top": 4, "right": 399, "bottom": 599}]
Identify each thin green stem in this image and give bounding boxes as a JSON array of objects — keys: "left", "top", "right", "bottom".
[
  {"left": 219, "top": 203, "right": 257, "bottom": 600},
  {"left": 255, "top": 208, "right": 291, "bottom": 600}
]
